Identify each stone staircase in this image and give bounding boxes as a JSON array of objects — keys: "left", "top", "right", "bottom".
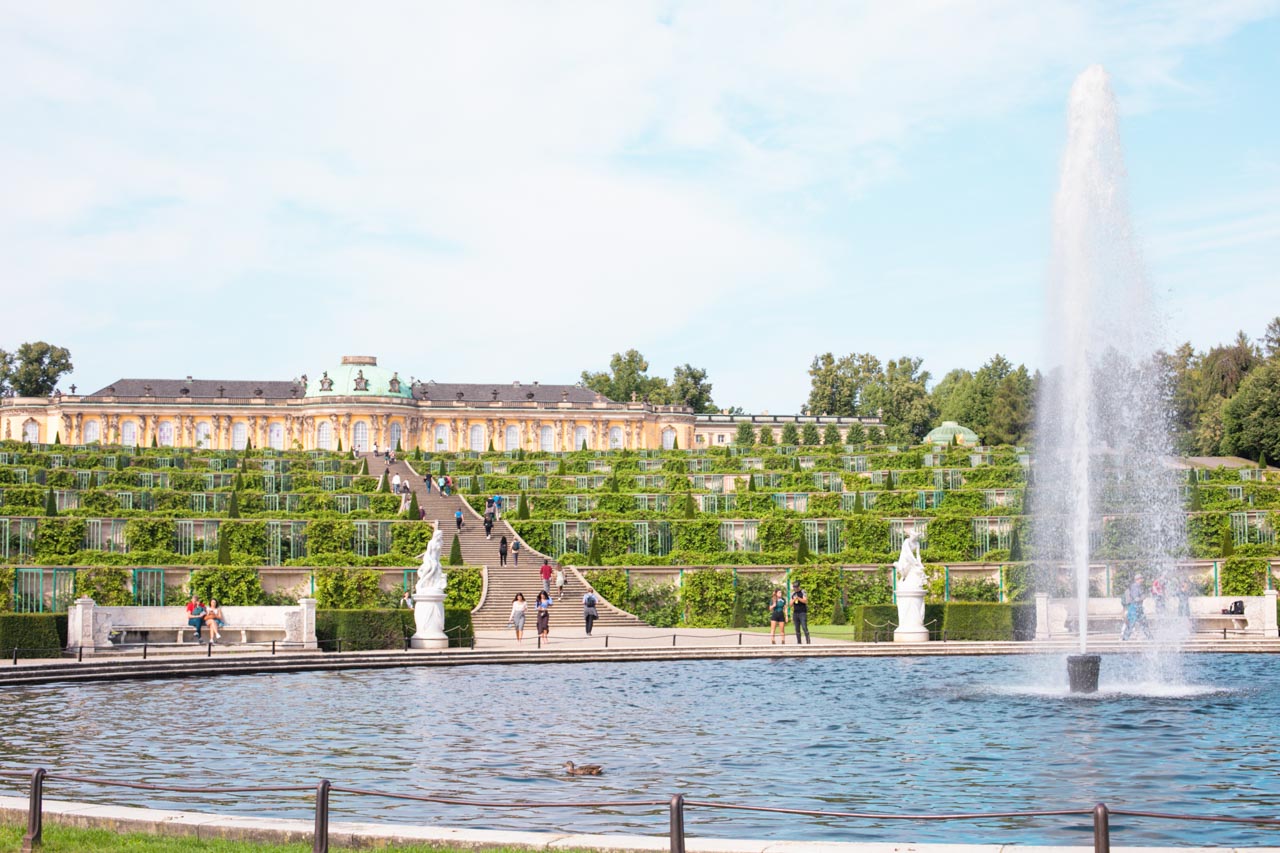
[{"left": 364, "top": 453, "right": 646, "bottom": 632}]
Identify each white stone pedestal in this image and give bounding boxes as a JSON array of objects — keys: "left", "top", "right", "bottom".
[
  {"left": 410, "top": 591, "right": 448, "bottom": 649},
  {"left": 893, "top": 589, "right": 930, "bottom": 643}
]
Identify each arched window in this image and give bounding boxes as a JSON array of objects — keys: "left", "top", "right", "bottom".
[
  {"left": 608, "top": 426, "right": 623, "bottom": 449},
  {"left": 231, "top": 422, "right": 248, "bottom": 450},
  {"left": 316, "top": 421, "right": 333, "bottom": 451},
  {"left": 470, "top": 424, "right": 485, "bottom": 451},
  {"left": 540, "top": 425, "right": 554, "bottom": 452},
  {"left": 269, "top": 423, "right": 284, "bottom": 450},
  {"left": 21, "top": 419, "right": 39, "bottom": 444},
  {"left": 434, "top": 424, "right": 448, "bottom": 450},
  {"left": 194, "top": 422, "right": 211, "bottom": 448},
  {"left": 574, "top": 426, "right": 589, "bottom": 450},
  {"left": 661, "top": 427, "right": 676, "bottom": 449},
  {"left": 505, "top": 424, "right": 519, "bottom": 451},
  {"left": 120, "top": 420, "right": 137, "bottom": 447},
  {"left": 389, "top": 422, "right": 402, "bottom": 451},
  {"left": 83, "top": 420, "right": 101, "bottom": 444},
  {"left": 157, "top": 421, "right": 174, "bottom": 447},
  {"left": 352, "top": 421, "right": 369, "bottom": 452}
]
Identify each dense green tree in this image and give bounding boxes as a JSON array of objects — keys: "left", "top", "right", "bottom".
[
  {"left": 865, "top": 356, "right": 936, "bottom": 441},
  {"left": 986, "top": 366, "right": 1035, "bottom": 446},
  {"left": 44, "top": 488, "right": 57, "bottom": 517},
  {"left": 844, "top": 422, "right": 866, "bottom": 444},
  {"left": 1222, "top": 361, "right": 1280, "bottom": 463},
  {"left": 779, "top": 423, "right": 799, "bottom": 445},
  {"left": 805, "top": 352, "right": 882, "bottom": 415},
  {"left": 758, "top": 426, "right": 775, "bottom": 446},
  {"left": 801, "top": 423, "right": 821, "bottom": 445},
  {"left": 667, "top": 364, "right": 717, "bottom": 413},
  {"left": 1263, "top": 317, "right": 1280, "bottom": 360},
  {"left": 822, "top": 422, "right": 843, "bottom": 446},
  {"left": 734, "top": 421, "right": 756, "bottom": 446},
  {"left": 0, "top": 342, "right": 73, "bottom": 397}
]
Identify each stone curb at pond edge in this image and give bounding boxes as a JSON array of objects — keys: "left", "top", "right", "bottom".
[{"left": 0, "top": 796, "right": 1261, "bottom": 852}]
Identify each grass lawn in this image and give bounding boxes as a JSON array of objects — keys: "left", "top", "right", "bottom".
[
  {"left": 742, "top": 624, "right": 858, "bottom": 639},
  {"left": 0, "top": 823, "right": 599, "bottom": 853}
]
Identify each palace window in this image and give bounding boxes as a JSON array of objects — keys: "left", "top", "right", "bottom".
[
  {"left": 661, "top": 427, "right": 676, "bottom": 450},
  {"left": 434, "top": 424, "right": 448, "bottom": 450},
  {"left": 316, "top": 421, "right": 333, "bottom": 451},
  {"left": 157, "top": 421, "right": 174, "bottom": 447},
  {"left": 352, "top": 421, "right": 369, "bottom": 452},
  {"left": 121, "top": 421, "right": 137, "bottom": 447},
  {"left": 194, "top": 422, "right": 211, "bottom": 448},
  {"left": 83, "top": 420, "right": 100, "bottom": 444},
  {"left": 470, "top": 424, "right": 485, "bottom": 452},
  {"left": 231, "top": 422, "right": 248, "bottom": 450},
  {"left": 540, "top": 425, "right": 554, "bottom": 452},
  {"left": 575, "top": 426, "right": 589, "bottom": 450},
  {"left": 269, "top": 422, "right": 284, "bottom": 450},
  {"left": 506, "top": 424, "right": 519, "bottom": 450},
  {"left": 389, "top": 423, "right": 402, "bottom": 451},
  {"left": 21, "top": 419, "right": 39, "bottom": 444},
  {"left": 608, "top": 426, "right": 622, "bottom": 450}
]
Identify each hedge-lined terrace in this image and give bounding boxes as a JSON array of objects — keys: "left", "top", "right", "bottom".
[
  {"left": 413, "top": 444, "right": 1280, "bottom": 566},
  {"left": 0, "top": 446, "right": 404, "bottom": 520}
]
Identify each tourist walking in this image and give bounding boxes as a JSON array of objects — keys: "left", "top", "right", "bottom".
[
  {"left": 392, "top": 473, "right": 402, "bottom": 494},
  {"left": 512, "top": 538, "right": 521, "bottom": 566},
  {"left": 1176, "top": 577, "right": 1192, "bottom": 618},
  {"left": 400, "top": 590, "right": 414, "bottom": 609},
  {"left": 769, "top": 589, "right": 787, "bottom": 644},
  {"left": 1121, "top": 573, "right": 1152, "bottom": 640},
  {"left": 582, "top": 586, "right": 599, "bottom": 636},
  {"left": 425, "top": 474, "right": 432, "bottom": 495},
  {"left": 508, "top": 593, "right": 527, "bottom": 641},
  {"left": 455, "top": 508, "right": 463, "bottom": 530},
  {"left": 535, "top": 591, "right": 553, "bottom": 642},
  {"left": 373, "top": 442, "right": 379, "bottom": 457},
  {"left": 493, "top": 495, "right": 503, "bottom": 519},
  {"left": 791, "top": 585, "right": 811, "bottom": 644},
  {"left": 484, "top": 515, "right": 493, "bottom": 540},
  {"left": 555, "top": 566, "right": 566, "bottom": 600},
  {"left": 498, "top": 536, "right": 509, "bottom": 566},
  {"left": 540, "top": 559, "right": 554, "bottom": 596}
]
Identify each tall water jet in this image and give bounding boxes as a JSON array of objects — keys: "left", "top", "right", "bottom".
[{"left": 1033, "top": 67, "right": 1186, "bottom": 681}]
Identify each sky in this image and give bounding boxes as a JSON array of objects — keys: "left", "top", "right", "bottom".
[{"left": 2, "top": 1, "right": 1278, "bottom": 413}]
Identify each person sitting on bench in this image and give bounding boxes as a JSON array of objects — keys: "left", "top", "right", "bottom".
[{"left": 186, "top": 595, "right": 207, "bottom": 642}]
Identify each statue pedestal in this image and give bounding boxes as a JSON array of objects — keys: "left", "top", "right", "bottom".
[
  {"left": 410, "top": 591, "right": 448, "bottom": 650},
  {"left": 894, "top": 589, "right": 930, "bottom": 643}
]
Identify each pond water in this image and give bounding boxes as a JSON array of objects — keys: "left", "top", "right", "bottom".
[{"left": 2, "top": 654, "right": 1278, "bottom": 846}]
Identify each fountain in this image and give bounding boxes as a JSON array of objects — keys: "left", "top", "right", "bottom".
[{"left": 1034, "top": 66, "right": 1187, "bottom": 693}]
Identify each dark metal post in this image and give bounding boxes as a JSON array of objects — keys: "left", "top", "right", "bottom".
[
  {"left": 21, "top": 767, "right": 45, "bottom": 852},
  {"left": 272, "top": 640, "right": 277, "bottom": 655},
  {"left": 337, "top": 638, "right": 343, "bottom": 654},
  {"left": 1092, "top": 803, "right": 1110, "bottom": 853},
  {"left": 668, "top": 793, "right": 686, "bottom": 853},
  {"left": 313, "top": 779, "right": 331, "bottom": 853},
  {"left": 605, "top": 635, "right": 609, "bottom": 648},
  {"left": 12, "top": 647, "right": 18, "bottom": 665},
  {"left": 77, "top": 645, "right": 83, "bottom": 662},
  {"left": 672, "top": 634, "right": 677, "bottom": 647},
  {"left": 738, "top": 633, "right": 742, "bottom": 646},
  {"left": 142, "top": 641, "right": 147, "bottom": 660}
]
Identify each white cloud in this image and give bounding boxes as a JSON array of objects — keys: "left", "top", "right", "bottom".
[{"left": 0, "top": 0, "right": 1276, "bottom": 407}]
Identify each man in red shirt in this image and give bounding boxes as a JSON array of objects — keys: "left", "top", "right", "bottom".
[{"left": 540, "top": 559, "right": 553, "bottom": 596}]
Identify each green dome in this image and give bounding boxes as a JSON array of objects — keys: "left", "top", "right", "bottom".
[
  {"left": 924, "top": 421, "right": 980, "bottom": 446},
  {"left": 306, "top": 356, "right": 412, "bottom": 399}
]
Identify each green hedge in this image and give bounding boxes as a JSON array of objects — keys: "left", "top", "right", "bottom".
[
  {"left": 0, "top": 613, "right": 65, "bottom": 658},
  {"left": 187, "top": 566, "right": 265, "bottom": 606},
  {"left": 315, "top": 607, "right": 474, "bottom": 650},
  {"left": 316, "top": 608, "right": 411, "bottom": 651},
  {"left": 942, "top": 602, "right": 1014, "bottom": 640}
]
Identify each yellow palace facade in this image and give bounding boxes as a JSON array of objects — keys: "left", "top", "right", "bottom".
[{"left": 0, "top": 356, "right": 879, "bottom": 453}]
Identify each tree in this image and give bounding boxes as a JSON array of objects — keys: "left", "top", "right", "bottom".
[
  {"left": 804, "top": 352, "right": 882, "bottom": 416},
  {"left": 581, "top": 349, "right": 668, "bottom": 403},
  {"left": 448, "top": 534, "right": 464, "bottom": 566},
  {"left": 53, "top": 432, "right": 61, "bottom": 445},
  {"left": 780, "top": 423, "right": 799, "bottom": 445},
  {"left": 667, "top": 364, "right": 717, "bottom": 413},
  {"left": 517, "top": 492, "right": 530, "bottom": 520},
  {"left": 150, "top": 434, "right": 158, "bottom": 448},
  {"left": 0, "top": 342, "right": 73, "bottom": 397},
  {"left": 337, "top": 437, "right": 343, "bottom": 452},
  {"left": 734, "top": 421, "right": 756, "bottom": 446},
  {"left": 822, "top": 423, "right": 842, "bottom": 446},
  {"left": 796, "top": 534, "right": 810, "bottom": 563},
  {"left": 844, "top": 422, "right": 866, "bottom": 444},
  {"left": 44, "top": 488, "right": 57, "bottom": 517},
  {"left": 228, "top": 491, "right": 241, "bottom": 518},
  {"left": 379, "top": 472, "right": 391, "bottom": 493},
  {"left": 986, "top": 366, "right": 1035, "bottom": 446},
  {"left": 1222, "top": 361, "right": 1280, "bottom": 464},
  {"left": 216, "top": 531, "right": 231, "bottom": 565},
  {"left": 587, "top": 535, "right": 603, "bottom": 566},
  {"left": 801, "top": 423, "right": 821, "bottom": 445},
  {"left": 407, "top": 491, "right": 420, "bottom": 519},
  {"left": 758, "top": 426, "right": 775, "bottom": 446},
  {"left": 745, "top": 474, "right": 756, "bottom": 492},
  {"left": 683, "top": 492, "right": 697, "bottom": 518},
  {"left": 865, "top": 356, "right": 936, "bottom": 441},
  {"left": 488, "top": 439, "right": 495, "bottom": 452},
  {"left": 1263, "top": 316, "right": 1280, "bottom": 360}
]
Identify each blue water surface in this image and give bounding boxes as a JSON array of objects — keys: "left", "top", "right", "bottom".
[{"left": 2, "top": 653, "right": 1278, "bottom": 845}]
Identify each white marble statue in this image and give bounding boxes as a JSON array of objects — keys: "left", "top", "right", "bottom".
[
  {"left": 415, "top": 525, "right": 446, "bottom": 596},
  {"left": 895, "top": 530, "right": 927, "bottom": 592}
]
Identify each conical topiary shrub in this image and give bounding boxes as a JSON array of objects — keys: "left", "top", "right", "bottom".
[
  {"left": 407, "top": 490, "right": 420, "bottom": 518},
  {"left": 517, "top": 491, "right": 530, "bottom": 520},
  {"left": 449, "top": 533, "right": 464, "bottom": 566},
  {"left": 587, "top": 535, "right": 602, "bottom": 566},
  {"left": 683, "top": 492, "right": 696, "bottom": 518},
  {"left": 228, "top": 490, "right": 241, "bottom": 519},
  {"left": 216, "top": 531, "right": 231, "bottom": 565},
  {"left": 379, "top": 472, "right": 391, "bottom": 493},
  {"left": 797, "top": 535, "right": 811, "bottom": 564},
  {"left": 831, "top": 592, "right": 847, "bottom": 626},
  {"left": 44, "top": 488, "right": 58, "bottom": 517},
  {"left": 731, "top": 590, "right": 747, "bottom": 628}
]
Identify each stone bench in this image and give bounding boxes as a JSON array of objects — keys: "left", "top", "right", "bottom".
[
  {"left": 1040, "top": 592, "right": 1277, "bottom": 640},
  {"left": 67, "top": 599, "right": 318, "bottom": 654}
]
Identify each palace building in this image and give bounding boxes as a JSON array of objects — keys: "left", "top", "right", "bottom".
[{"left": 0, "top": 355, "right": 880, "bottom": 452}]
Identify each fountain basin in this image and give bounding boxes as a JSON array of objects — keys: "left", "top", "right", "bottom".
[{"left": 1067, "top": 653, "right": 1101, "bottom": 693}]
